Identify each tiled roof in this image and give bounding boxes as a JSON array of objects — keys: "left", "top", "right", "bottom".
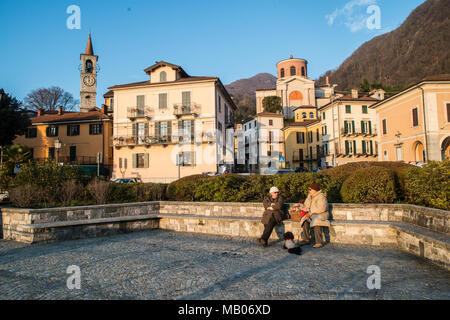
[
  {"left": 30, "top": 109, "right": 111, "bottom": 124},
  {"left": 144, "top": 61, "right": 189, "bottom": 77},
  {"left": 422, "top": 74, "right": 450, "bottom": 81},
  {"left": 103, "top": 90, "right": 114, "bottom": 97},
  {"left": 293, "top": 105, "right": 317, "bottom": 111},
  {"left": 108, "top": 76, "right": 218, "bottom": 90},
  {"left": 256, "top": 112, "right": 285, "bottom": 117},
  {"left": 283, "top": 120, "right": 320, "bottom": 129}
]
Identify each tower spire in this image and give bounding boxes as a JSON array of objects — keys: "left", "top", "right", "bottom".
[{"left": 85, "top": 33, "right": 94, "bottom": 55}]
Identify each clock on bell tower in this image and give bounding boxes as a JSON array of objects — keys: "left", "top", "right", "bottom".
[{"left": 80, "top": 33, "right": 98, "bottom": 112}]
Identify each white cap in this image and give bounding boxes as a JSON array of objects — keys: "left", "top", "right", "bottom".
[{"left": 269, "top": 187, "right": 280, "bottom": 193}]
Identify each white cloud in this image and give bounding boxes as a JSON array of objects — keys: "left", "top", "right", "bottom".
[{"left": 326, "top": 0, "right": 378, "bottom": 32}]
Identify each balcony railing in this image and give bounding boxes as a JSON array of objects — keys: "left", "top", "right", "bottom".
[
  {"left": 341, "top": 128, "right": 377, "bottom": 137},
  {"left": 127, "top": 107, "right": 146, "bottom": 119},
  {"left": 33, "top": 156, "right": 98, "bottom": 165},
  {"left": 114, "top": 135, "right": 176, "bottom": 147},
  {"left": 173, "top": 104, "right": 200, "bottom": 116}
]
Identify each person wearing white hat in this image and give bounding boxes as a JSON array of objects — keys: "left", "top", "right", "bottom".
[{"left": 258, "top": 186, "right": 286, "bottom": 247}]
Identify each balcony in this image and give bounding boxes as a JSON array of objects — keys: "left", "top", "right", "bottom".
[
  {"left": 127, "top": 107, "right": 146, "bottom": 119},
  {"left": 173, "top": 104, "right": 200, "bottom": 117},
  {"left": 202, "top": 132, "right": 216, "bottom": 143},
  {"left": 113, "top": 135, "right": 176, "bottom": 148},
  {"left": 341, "top": 128, "right": 377, "bottom": 137}
]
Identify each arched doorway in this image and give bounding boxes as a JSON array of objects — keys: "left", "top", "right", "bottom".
[
  {"left": 442, "top": 136, "right": 450, "bottom": 160},
  {"left": 413, "top": 141, "right": 425, "bottom": 163}
]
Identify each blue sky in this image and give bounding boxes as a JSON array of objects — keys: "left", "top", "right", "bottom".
[{"left": 0, "top": 0, "right": 426, "bottom": 106}]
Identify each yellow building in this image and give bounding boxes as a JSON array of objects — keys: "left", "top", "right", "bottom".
[
  {"left": 283, "top": 107, "right": 322, "bottom": 170},
  {"left": 370, "top": 74, "right": 450, "bottom": 163},
  {"left": 14, "top": 106, "right": 113, "bottom": 168},
  {"left": 109, "top": 61, "right": 236, "bottom": 183}
]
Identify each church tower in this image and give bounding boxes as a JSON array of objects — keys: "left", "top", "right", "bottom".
[{"left": 80, "top": 33, "right": 98, "bottom": 112}]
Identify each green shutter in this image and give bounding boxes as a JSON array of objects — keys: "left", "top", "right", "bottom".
[
  {"left": 353, "top": 141, "right": 356, "bottom": 154},
  {"left": 370, "top": 141, "right": 374, "bottom": 155},
  {"left": 132, "top": 123, "right": 137, "bottom": 137},
  {"left": 344, "top": 121, "right": 348, "bottom": 134},
  {"left": 361, "top": 121, "right": 365, "bottom": 134},
  {"left": 345, "top": 141, "right": 349, "bottom": 155},
  {"left": 167, "top": 121, "right": 172, "bottom": 138},
  {"left": 89, "top": 124, "right": 92, "bottom": 135},
  {"left": 155, "top": 121, "right": 160, "bottom": 138},
  {"left": 362, "top": 141, "right": 366, "bottom": 154},
  {"left": 352, "top": 121, "right": 355, "bottom": 134},
  {"left": 369, "top": 121, "right": 372, "bottom": 134}
]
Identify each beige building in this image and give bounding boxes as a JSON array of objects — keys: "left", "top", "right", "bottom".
[
  {"left": 256, "top": 56, "right": 337, "bottom": 119},
  {"left": 319, "top": 89, "right": 383, "bottom": 167},
  {"left": 370, "top": 74, "right": 450, "bottom": 163},
  {"left": 109, "top": 61, "right": 236, "bottom": 183}
]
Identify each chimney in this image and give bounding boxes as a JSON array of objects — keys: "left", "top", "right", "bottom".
[
  {"left": 37, "top": 109, "right": 44, "bottom": 116},
  {"left": 325, "top": 76, "right": 329, "bottom": 85},
  {"left": 351, "top": 88, "right": 359, "bottom": 99},
  {"left": 101, "top": 104, "right": 107, "bottom": 114},
  {"left": 58, "top": 105, "right": 63, "bottom": 115}
]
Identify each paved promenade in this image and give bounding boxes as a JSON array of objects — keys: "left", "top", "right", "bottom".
[{"left": 0, "top": 230, "right": 449, "bottom": 300}]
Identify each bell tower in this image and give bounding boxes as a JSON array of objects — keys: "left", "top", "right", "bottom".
[{"left": 80, "top": 33, "right": 98, "bottom": 112}]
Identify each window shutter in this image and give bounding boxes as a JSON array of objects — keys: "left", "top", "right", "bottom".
[
  {"left": 144, "top": 154, "right": 149, "bottom": 168},
  {"left": 412, "top": 108, "right": 419, "bottom": 126},
  {"left": 182, "top": 91, "right": 191, "bottom": 107},
  {"left": 344, "top": 121, "right": 348, "bottom": 134},
  {"left": 89, "top": 124, "right": 92, "bottom": 135},
  {"left": 67, "top": 125, "right": 70, "bottom": 136},
  {"left": 132, "top": 123, "right": 137, "bottom": 137},
  {"left": 369, "top": 121, "right": 372, "bottom": 134},
  {"left": 137, "top": 95, "right": 145, "bottom": 107},
  {"left": 362, "top": 141, "right": 366, "bottom": 154},
  {"left": 382, "top": 119, "right": 387, "bottom": 135},
  {"left": 145, "top": 123, "right": 149, "bottom": 137},
  {"left": 132, "top": 154, "right": 136, "bottom": 168},
  {"left": 352, "top": 121, "right": 355, "bottom": 133},
  {"left": 190, "top": 120, "right": 195, "bottom": 140},
  {"left": 361, "top": 121, "right": 365, "bottom": 134},
  {"left": 155, "top": 121, "right": 160, "bottom": 137},
  {"left": 191, "top": 151, "right": 195, "bottom": 166},
  {"left": 296, "top": 132, "right": 300, "bottom": 144},
  {"left": 99, "top": 124, "right": 102, "bottom": 134},
  {"left": 345, "top": 141, "right": 349, "bottom": 155},
  {"left": 353, "top": 141, "right": 357, "bottom": 154},
  {"left": 167, "top": 121, "right": 172, "bottom": 138},
  {"left": 370, "top": 141, "right": 374, "bottom": 155}
]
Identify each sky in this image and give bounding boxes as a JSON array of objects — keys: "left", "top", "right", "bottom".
[{"left": 0, "top": 0, "right": 426, "bottom": 107}]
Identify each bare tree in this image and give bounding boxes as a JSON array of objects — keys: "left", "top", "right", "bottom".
[{"left": 24, "top": 87, "right": 79, "bottom": 111}]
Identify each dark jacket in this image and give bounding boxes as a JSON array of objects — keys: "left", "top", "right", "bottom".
[{"left": 261, "top": 195, "right": 286, "bottom": 225}]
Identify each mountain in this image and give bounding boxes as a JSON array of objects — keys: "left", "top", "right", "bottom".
[
  {"left": 317, "top": 0, "right": 450, "bottom": 91},
  {"left": 226, "top": 73, "right": 277, "bottom": 122}
]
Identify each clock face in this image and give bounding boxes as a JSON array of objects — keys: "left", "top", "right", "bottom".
[{"left": 83, "top": 75, "right": 96, "bottom": 87}]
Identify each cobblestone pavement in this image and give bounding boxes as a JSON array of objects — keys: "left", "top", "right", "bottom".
[{"left": 0, "top": 230, "right": 449, "bottom": 300}]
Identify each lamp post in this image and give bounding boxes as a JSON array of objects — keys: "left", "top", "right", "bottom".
[{"left": 54, "top": 138, "right": 62, "bottom": 164}]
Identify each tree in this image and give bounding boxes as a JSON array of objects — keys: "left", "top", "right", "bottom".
[
  {"left": 24, "top": 86, "right": 79, "bottom": 111},
  {"left": 0, "top": 89, "right": 31, "bottom": 147},
  {"left": 262, "top": 96, "right": 282, "bottom": 113},
  {"left": 3, "top": 145, "right": 32, "bottom": 173}
]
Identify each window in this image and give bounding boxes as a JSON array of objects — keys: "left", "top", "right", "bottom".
[
  {"left": 48, "top": 147, "right": 55, "bottom": 160},
  {"left": 137, "top": 95, "right": 145, "bottom": 108},
  {"left": 382, "top": 119, "right": 387, "bottom": 135},
  {"left": 218, "top": 96, "right": 221, "bottom": 113},
  {"left": 46, "top": 126, "right": 58, "bottom": 137},
  {"left": 25, "top": 127, "right": 37, "bottom": 138},
  {"left": 362, "top": 105, "right": 368, "bottom": 114},
  {"left": 69, "top": 146, "right": 76, "bottom": 162},
  {"left": 160, "top": 121, "right": 168, "bottom": 137},
  {"left": 89, "top": 124, "right": 102, "bottom": 135},
  {"left": 301, "top": 67, "right": 305, "bottom": 77},
  {"left": 217, "top": 122, "right": 222, "bottom": 132},
  {"left": 67, "top": 124, "right": 80, "bottom": 136},
  {"left": 290, "top": 66, "right": 296, "bottom": 76},
  {"left": 160, "top": 71, "right": 167, "bottom": 82},
  {"left": 344, "top": 120, "right": 355, "bottom": 134},
  {"left": 159, "top": 93, "right": 167, "bottom": 109},
  {"left": 396, "top": 147, "right": 403, "bottom": 161},
  {"left": 177, "top": 151, "right": 195, "bottom": 166},
  {"left": 133, "top": 153, "right": 149, "bottom": 168},
  {"left": 309, "top": 112, "right": 314, "bottom": 119},
  {"left": 225, "top": 105, "right": 229, "bottom": 123},
  {"left": 182, "top": 91, "right": 191, "bottom": 107},
  {"left": 322, "top": 112, "right": 326, "bottom": 120},
  {"left": 296, "top": 132, "right": 305, "bottom": 144},
  {"left": 308, "top": 132, "right": 313, "bottom": 143},
  {"left": 85, "top": 60, "right": 93, "bottom": 73},
  {"left": 302, "top": 112, "right": 307, "bottom": 119},
  {"left": 316, "top": 129, "right": 319, "bottom": 141},
  {"left": 447, "top": 103, "right": 450, "bottom": 122},
  {"left": 412, "top": 108, "right": 419, "bottom": 127},
  {"left": 361, "top": 120, "right": 372, "bottom": 134},
  {"left": 269, "top": 120, "right": 273, "bottom": 126},
  {"left": 280, "top": 68, "right": 285, "bottom": 78},
  {"left": 346, "top": 105, "right": 351, "bottom": 114},
  {"left": 345, "top": 140, "right": 356, "bottom": 155},
  {"left": 362, "top": 141, "right": 373, "bottom": 155}
]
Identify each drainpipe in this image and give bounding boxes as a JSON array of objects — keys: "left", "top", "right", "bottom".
[{"left": 419, "top": 86, "right": 429, "bottom": 162}]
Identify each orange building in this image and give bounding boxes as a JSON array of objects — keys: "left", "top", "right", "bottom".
[{"left": 371, "top": 74, "right": 450, "bottom": 163}]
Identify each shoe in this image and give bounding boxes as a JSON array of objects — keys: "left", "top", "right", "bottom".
[
  {"left": 258, "top": 238, "right": 268, "bottom": 247},
  {"left": 313, "top": 243, "right": 323, "bottom": 248},
  {"left": 299, "top": 240, "right": 311, "bottom": 245}
]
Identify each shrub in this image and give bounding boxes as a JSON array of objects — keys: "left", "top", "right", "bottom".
[
  {"left": 194, "top": 175, "right": 248, "bottom": 202},
  {"left": 166, "top": 175, "right": 210, "bottom": 201},
  {"left": 87, "top": 179, "right": 110, "bottom": 204},
  {"left": 341, "top": 166, "right": 397, "bottom": 204},
  {"left": 9, "top": 184, "right": 39, "bottom": 208},
  {"left": 405, "top": 161, "right": 449, "bottom": 210},
  {"left": 135, "top": 183, "right": 167, "bottom": 202},
  {"left": 108, "top": 183, "right": 137, "bottom": 203},
  {"left": 59, "top": 180, "right": 82, "bottom": 207}
]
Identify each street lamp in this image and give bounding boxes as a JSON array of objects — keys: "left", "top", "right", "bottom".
[{"left": 54, "top": 138, "right": 62, "bottom": 163}]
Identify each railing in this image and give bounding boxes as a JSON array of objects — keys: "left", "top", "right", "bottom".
[
  {"left": 341, "top": 128, "right": 377, "bottom": 136},
  {"left": 33, "top": 156, "right": 98, "bottom": 165},
  {"left": 113, "top": 135, "right": 177, "bottom": 147},
  {"left": 127, "top": 107, "right": 146, "bottom": 119},
  {"left": 173, "top": 104, "right": 200, "bottom": 116}
]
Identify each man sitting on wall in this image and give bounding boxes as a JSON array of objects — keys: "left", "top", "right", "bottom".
[{"left": 258, "top": 187, "right": 286, "bottom": 247}]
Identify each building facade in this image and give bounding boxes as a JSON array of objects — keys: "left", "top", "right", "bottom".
[
  {"left": 319, "top": 89, "right": 382, "bottom": 167},
  {"left": 370, "top": 75, "right": 450, "bottom": 163},
  {"left": 109, "top": 61, "right": 236, "bottom": 183},
  {"left": 14, "top": 107, "right": 113, "bottom": 168}
]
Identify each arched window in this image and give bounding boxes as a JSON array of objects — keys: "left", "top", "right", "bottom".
[
  {"left": 309, "top": 112, "right": 314, "bottom": 118},
  {"left": 85, "top": 60, "right": 93, "bottom": 73},
  {"left": 290, "top": 66, "right": 296, "bottom": 76},
  {"left": 160, "top": 71, "right": 167, "bottom": 82},
  {"left": 301, "top": 67, "right": 305, "bottom": 77},
  {"left": 280, "top": 68, "right": 285, "bottom": 78},
  {"left": 302, "top": 112, "right": 307, "bottom": 119}
]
